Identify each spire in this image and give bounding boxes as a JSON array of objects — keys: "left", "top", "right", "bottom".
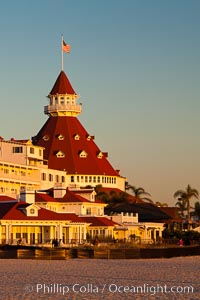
[
  {"left": 44, "top": 70, "right": 82, "bottom": 117},
  {"left": 49, "top": 71, "right": 76, "bottom": 95}
]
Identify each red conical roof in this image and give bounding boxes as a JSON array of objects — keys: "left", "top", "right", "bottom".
[
  {"left": 49, "top": 70, "right": 76, "bottom": 95},
  {"left": 33, "top": 116, "right": 118, "bottom": 176}
]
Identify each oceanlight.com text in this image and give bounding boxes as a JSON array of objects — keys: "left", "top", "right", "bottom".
[{"left": 24, "top": 283, "right": 194, "bottom": 296}]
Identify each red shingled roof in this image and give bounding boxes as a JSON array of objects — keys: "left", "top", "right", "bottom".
[
  {"left": 0, "top": 195, "right": 16, "bottom": 202},
  {"left": 35, "top": 192, "right": 57, "bottom": 203},
  {"left": 0, "top": 202, "right": 16, "bottom": 218},
  {"left": 33, "top": 69, "right": 119, "bottom": 176},
  {"left": 80, "top": 216, "right": 119, "bottom": 227},
  {"left": 33, "top": 116, "right": 118, "bottom": 175},
  {"left": 60, "top": 189, "right": 104, "bottom": 204},
  {"left": 33, "top": 190, "right": 104, "bottom": 204},
  {"left": 61, "top": 189, "right": 92, "bottom": 203},
  {"left": 0, "top": 202, "right": 85, "bottom": 222},
  {"left": 49, "top": 71, "right": 76, "bottom": 95}
]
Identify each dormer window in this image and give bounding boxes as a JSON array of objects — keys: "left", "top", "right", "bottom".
[
  {"left": 57, "top": 134, "right": 64, "bottom": 140},
  {"left": 97, "top": 151, "right": 103, "bottom": 159},
  {"left": 23, "top": 204, "right": 39, "bottom": 217},
  {"left": 43, "top": 135, "right": 49, "bottom": 141},
  {"left": 74, "top": 134, "right": 80, "bottom": 140},
  {"left": 87, "top": 135, "right": 94, "bottom": 141},
  {"left": 56, "top": 151, "right": 65, "bottom": 158},
  {"left": 79, "top": 150, "right": 88, "bottom": 158}
]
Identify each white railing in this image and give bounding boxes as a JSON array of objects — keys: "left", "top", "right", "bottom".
[{"left": 44, "top": 104, "right": 82, "bottom": 114}]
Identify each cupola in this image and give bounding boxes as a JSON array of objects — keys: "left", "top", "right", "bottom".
[{"left": 44, "top": 71, "right": 82, "bottom": 117}]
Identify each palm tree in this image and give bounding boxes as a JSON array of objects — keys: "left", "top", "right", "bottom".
[
  {"left": 94, "top": 185, "right": 128, "bottom": 204},
  {"left": 194, "top": 201, "right": 200, "bottom": 220},
  {"left": 174, "top": 184, "right": 199, "bottom": 229},
  {"left": 109, "top": 190, "right": 129, "bottom": 203},
  {"left": 175, "top": 199, "right": 187, "bottom": 218},
  {"left": 105, "top": 190, "right": 130, "bottom": 215},
  {"left": 125, "top": 182, "right": 153, "bottom": 203},
  {"left": 94, "top": 184, "right": 109, "bottom": 203}
]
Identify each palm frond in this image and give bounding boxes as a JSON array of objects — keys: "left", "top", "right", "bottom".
[{"left": 174, "top": 190, "right": 186, "bottom": 198}]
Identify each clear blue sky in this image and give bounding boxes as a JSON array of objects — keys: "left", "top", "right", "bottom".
[{"left": 0, "top": 0, "right": 200, "bottom": 205}]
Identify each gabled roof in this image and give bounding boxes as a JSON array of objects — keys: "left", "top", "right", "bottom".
[
  {"left": 61, "top": 189, "right": 103, "bottom": 204},
  {"left": 49, "top": 71, "right": 76, "bottom": 95},
  {"left": 59, "top": 189, "right": 91, "bottom": 203},
  {"left": 80, "top": 216, "right": 119, "bottom": 227},
  {"left": 33, "top": 116, "right": 118, "bottom": 175},
  {"left": 0, "top": 202, "right": 85, "bottom": 223}
]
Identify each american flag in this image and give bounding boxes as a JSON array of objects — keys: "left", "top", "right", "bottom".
[{"left": 62, "top": 40, "right": 70, "bottom": 53}]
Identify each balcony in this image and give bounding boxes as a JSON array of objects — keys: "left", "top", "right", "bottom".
[{"left": 44, "top": 104, "right": 82, "bottom": 115}]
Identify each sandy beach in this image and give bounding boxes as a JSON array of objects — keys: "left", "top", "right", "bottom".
[{"left": 0, "top": 256, "right": 199, "bottom": 299}]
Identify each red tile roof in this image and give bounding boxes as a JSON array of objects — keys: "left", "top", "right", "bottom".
[
  {"left": 33, "top": 115, "right": 118, "bottom": 176},
  {"left": 34, "top": 190, "right": 104, "bottom": 205},
  {"left": 49, "top": 71, "right": 76, "bottom": 95},
  {"left": 80, "top": 216, "right": 119, "bottom": 227},
  {"left": 0, "top": 202, "right": 85, "bottom": 223},
  {"left": 0, "top": 195, "right": 16, "bottom": 202},
  {"left": 158, "top": 207, "right": 182, "bottom": 223},
  {"left": 61, "top": 189, "right": 92, "bottom": 203},
  {"left": 0, "top": 202, "right": 16, "bottom": 218},
  {"left": 35, "top": 192, "right": 57, "bottom": 203}
]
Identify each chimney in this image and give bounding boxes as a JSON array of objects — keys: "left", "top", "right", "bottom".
[
  {"left": 53, "top": 184, "right": 66, "bottom": 198},
  {"left": 20, "top": 187, "right": 35, "bottom": 204}
]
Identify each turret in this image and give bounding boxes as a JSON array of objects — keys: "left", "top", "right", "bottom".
[{"left": 44, "top": 71, "right": 82, "bottom": 117}]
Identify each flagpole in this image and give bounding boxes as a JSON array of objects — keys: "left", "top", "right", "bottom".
[{"left": 61, "top": 35, "right": 64, "bottom": 71}]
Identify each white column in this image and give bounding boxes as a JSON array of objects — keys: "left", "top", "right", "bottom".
[
  {"left": 68, "top": 226, "right": 73, "bottom": 242},
  {"left": 59, "top": 224, "right": 63, "bottom": 241},
  {"left": 6, "top": 224, "right": 11, "bottom": 244}
]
